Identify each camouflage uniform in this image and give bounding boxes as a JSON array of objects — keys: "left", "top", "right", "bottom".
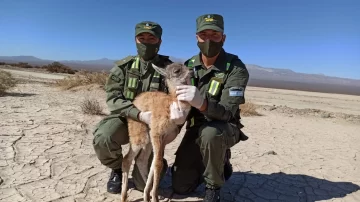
[
  {"left": 171, "top": 14, "right": 250, "bottom": 196},
  {"left": 92, "top": 21, "right": 172, "bottom": 193}
]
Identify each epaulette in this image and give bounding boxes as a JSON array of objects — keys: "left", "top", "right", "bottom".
[
  {"left": 226, "top": 53, "right": 246, "bottom": 70},
  {"left": 225, "top": 52, "right": 239, "bottom": 61},
  {"left": 158, "top": 54, "right": 170, "bottom": 59},
  {"left": 114, "top": 55, "right": 135, "bottom": 67},
  {"left": 158, "top": 54, "right": 171, "bottom": 64},
  {"left": 184, "top": 58, "right": 190, "bottom": 66},
  {"left": 185, "top": 55, "right": 197, "bottom": 68}
]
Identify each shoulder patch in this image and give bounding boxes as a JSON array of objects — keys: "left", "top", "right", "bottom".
[
  {"left": 229, "top": 86, "right": 244, "bottom": 97},
  {"left": 115, "top": 55, "right": 134, "bottom": 66}
]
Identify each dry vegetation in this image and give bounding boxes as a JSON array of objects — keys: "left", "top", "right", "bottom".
[
  {"left": 80, "top": 98, "right": 104, "bottom": 115},
  {"left": 240, "top": 101, "right": 261, "bottom": 116},
  {"left": 0, "top": 70, "right": 17, "bottom": 96},
  {"left": 0, "top": 61, "right": 77, "bottom": 74},
  {"left": 54, "top": 70, "right": 108, "bottom": 90}
]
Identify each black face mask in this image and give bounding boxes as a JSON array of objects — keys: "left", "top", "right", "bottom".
[
  {"left": 197, "top": 40, "right": 223, "bottom": 58},
  {"left": 136, "top": 42, "right": 160, "bottom": 61}
]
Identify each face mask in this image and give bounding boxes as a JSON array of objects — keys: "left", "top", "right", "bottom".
[
  {"left": 136, "top": 42, "right": 160, "bottom": 61},
  {"left": 197, "top": 40, "right": 223, "bottom": 58}
]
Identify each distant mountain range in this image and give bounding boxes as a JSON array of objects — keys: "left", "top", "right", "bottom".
[{"left": 1, "top": 55, "right": 359, "bottom": 95}]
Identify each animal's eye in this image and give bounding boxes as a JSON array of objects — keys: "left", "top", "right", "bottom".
[{"left": 173, "top": 68, "right": 180, "bottom": 74}]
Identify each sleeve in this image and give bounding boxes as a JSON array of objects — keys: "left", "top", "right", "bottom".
[
  {"left": 200, "top": 60, "right": 250, "bottom": 121},
  {"left": 105, "top": 65, "right": 141, "bottom": 121}
]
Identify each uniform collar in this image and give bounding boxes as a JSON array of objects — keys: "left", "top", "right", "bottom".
[
  {"left": 192, "top": 48, "right": 227, "bottom": 72},
  {"left": 139, "top": 54, "right": 161, "bottom": 74}
]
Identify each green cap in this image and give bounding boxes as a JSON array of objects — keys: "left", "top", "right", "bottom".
[
  {"left": 196, "top": 14, "right": 224, "bottom": 33},
  {"left": 135, "top": 21, "right": 162, "bottom": 39}
]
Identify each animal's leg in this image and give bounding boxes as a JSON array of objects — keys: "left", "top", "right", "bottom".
[
  {"left": 136, "top": 142, "right": 152, "bottom": 184},
  {"left": 143, "top": 153, "right": 155, "bottom": 202},
  {"left": 151, "top": 135, "right": 164, "bottom": 202},
  {"left": 121, "top": 144, "right": 141, "bottom": 202},
  {"left": 144, "top": 135, "right": 164, "bottom": 202}
]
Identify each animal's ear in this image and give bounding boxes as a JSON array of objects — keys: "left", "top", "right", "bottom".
[{"left": 152, "top": 64, "right": 167, "bottom": 76}]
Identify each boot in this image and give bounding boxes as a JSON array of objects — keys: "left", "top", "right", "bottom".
[
  {"left": 204, "top": 187, "right": 221, "bottom": 202},
  {"left": 223, "top": 149, "right": 233, "bottom": 181},
  {"left": 107, "top": 168, "right": 122, "bottom": 194}
]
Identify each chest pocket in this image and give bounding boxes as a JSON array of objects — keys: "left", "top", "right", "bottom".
[
  {"left": 208, "top": 76, "right": 223, "bottom": 96},
  {"left": 124, "top": 58, "right": 165, "bottom": 100},
  {"left": 207, "top": 62, "right": 231, "bottom": 98}
]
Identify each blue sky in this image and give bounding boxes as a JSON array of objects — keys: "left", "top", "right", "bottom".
[{"left": 0, "top": 0, "right": 359, "bottom": 79}]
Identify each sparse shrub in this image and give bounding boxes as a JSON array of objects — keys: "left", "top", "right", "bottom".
[
  {"left": 240, "top": 101, "right": 262, "bottom": 116},
  {"left": 17, "top": 62, "right": 33, "bottom": 68},
  {"left": 43, "top": 62, "right": 77, "bottom": 74},
  {"left": 321, "top": 112, "right": 331, "bottom": 118},
  {"left": 55, "top": 70, "right": 108, "bottom": 90},
  {"left": 0, "top": 70, "right": 17, "bottom": 95},
  {"left": 80, "top": 98, "right": 103, "bottom": 115}
]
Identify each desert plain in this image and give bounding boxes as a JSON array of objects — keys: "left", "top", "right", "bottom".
[{"left": 0, "top": 66, "right": 360, "bottom": 202}]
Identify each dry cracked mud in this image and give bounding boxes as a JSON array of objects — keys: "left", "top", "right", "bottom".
[{"left": 1, "top": 71, "right": 360, "bottom": 202}]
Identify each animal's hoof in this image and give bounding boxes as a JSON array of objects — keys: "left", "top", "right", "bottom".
[
  {"left": 144, "top": 194, "right": 150, "bottom": 202},
  {"left": 151, "top": 198, "right": 159, "bottom": 202},
  {"left": 120, "top": 195, "right": 127, "bottom": 202}
]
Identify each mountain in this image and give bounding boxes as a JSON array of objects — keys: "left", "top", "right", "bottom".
[
  {"left": 1, "top": 55, "right": 359, "bottom": 95},
  {"left": 246, "top": 64, "right": 360, "bottom": 86},
  {"left": 0, "top": 55, "right": 115, "bottom": 71}
]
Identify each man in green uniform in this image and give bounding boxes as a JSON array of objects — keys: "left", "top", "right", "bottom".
[
  {"left": 171, "top": 14, "right": 250, "bottom": 201},
  {"left": 92, "top": 21, "right": 187, "bottom": 194}
]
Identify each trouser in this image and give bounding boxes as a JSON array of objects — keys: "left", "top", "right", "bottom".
[
  {"left": 92, "top": 114, "right": 167, "bottom": 191},
  {"left": 171, "top": 120, "right": 246, "bottom": 194}
]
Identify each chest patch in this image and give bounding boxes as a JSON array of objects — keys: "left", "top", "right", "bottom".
[{"left": 229, "top": 87, "right": 244, "bottom": 97}]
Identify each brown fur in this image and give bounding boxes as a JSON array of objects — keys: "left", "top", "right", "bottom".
[{"left": 120, "top": 63, "right": 192, "bottom": 202}]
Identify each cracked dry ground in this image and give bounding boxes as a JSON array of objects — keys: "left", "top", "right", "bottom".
[{"left": 1, "top": 83, "right": 360, "bottom": 202}]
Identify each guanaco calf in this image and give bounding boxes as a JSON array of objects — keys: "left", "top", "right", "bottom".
[{"left": 120, "top": 63, "right": 192, "bottom": 202}]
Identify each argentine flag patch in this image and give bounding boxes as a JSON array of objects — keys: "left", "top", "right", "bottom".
[{"left": 229, "top": 87, "right": 244, "bottom": 97}]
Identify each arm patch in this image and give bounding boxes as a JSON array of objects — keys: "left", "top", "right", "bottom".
[{"left": 229, "top": 86, "right": 244, "bottom": 97}]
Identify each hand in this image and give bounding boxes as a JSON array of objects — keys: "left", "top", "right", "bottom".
[
  {"left": 175, "top": 85, "right": 204, "bottom": 109},
  {"left": 170, "top": 101, "right": 189, "bottom": 125},
  {"left": 139, "top": 111, "right": 152, "bottom": 125}
]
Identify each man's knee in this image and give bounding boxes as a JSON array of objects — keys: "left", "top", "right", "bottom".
[
  {"left": 92, "top": 115, "right": 129, "bottom": 167},
  {"left": 198, "top": 121, "right": 239, "bottom": 149},
  {"left": 198, "top": 121, "right": 225, "bottom": 146},
  {"left": 93, "top": 115, "right": 129, "bottom": 144}
]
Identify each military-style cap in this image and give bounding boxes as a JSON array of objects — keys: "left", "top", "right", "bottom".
[
  {"left": 135, "top": 21, "right": 162, "bottom": 39},
  {"left": 196, "top": 14, "right": 224, "bottom": 33}
]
